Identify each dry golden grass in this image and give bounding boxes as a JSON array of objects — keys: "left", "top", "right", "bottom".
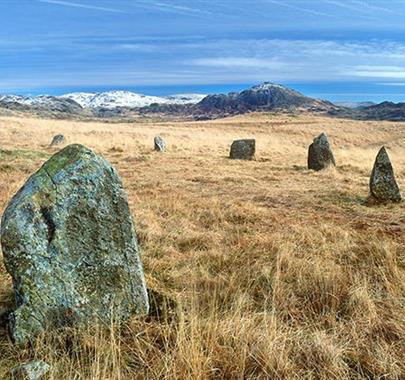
[{"left": 0, "top": 112, "right": 404, "bottom": 379}]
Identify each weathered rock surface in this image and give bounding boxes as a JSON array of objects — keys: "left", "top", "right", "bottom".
[
  {"left": 11, "top": 360, "right": 50, "bottom": 380},
  {"left": 230, "top": 139, "right": 255, "bottom": 160},
  {"left": 369, "top": 146, "right": 401, "bottom": 203},
  {"left": 50, "top": 134, "right": 65, "bottom": 147},
  {"left": 308, "top": 133, "right": 336, "bottom": 171},
  {"left": 154, "top": 135, "right": 166, "bottom": 152},
  {"left": 1, "top": 144, "right": 149, "bottom": 345}
]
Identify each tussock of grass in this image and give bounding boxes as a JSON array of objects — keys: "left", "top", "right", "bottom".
[{"left": 0, "top": 113, "right": 404, "bottom": 378}]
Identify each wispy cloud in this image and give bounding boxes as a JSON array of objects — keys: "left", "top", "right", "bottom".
[
  {"left": 345, "top": 65, "right": 405, "bottom": 78},
  {"left": 322, "top": 0, "right": 381, "bottom": 20},
  {"left": 379, "top": 82, "right": 405, "bottom": 86},
  {"left": 190, "top": 57, "right": 283, "bottom": 69},
  {"left": 350, "top": 0, "right": 397, "bottom": 14},
  {"left": 126, "top": 0, "right": 213, "bottom": 19},
  {"left": 37, "top": 0, "right": 125, "bottom": 13},
  {"left": 263, "top": 0, "right": 336, "bottom": 18}
]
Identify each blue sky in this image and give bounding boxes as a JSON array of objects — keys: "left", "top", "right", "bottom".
[{"left": 2, "top": 0, "right": 405, "bottom": 102}]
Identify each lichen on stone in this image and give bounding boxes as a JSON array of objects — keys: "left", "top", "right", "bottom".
[
  {"left": 1, "top": 144, "right": 149, "bottom": 345},
  {"left": 369, "top": 146, "right": 401, "bottom": 203}
]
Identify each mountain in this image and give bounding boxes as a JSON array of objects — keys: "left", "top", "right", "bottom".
[
  {"left": 0, "top": 95, "right": 89, "bottom": 118},
  {"left": 0, "top": 82, "right": 357, "bottom": 120},
  {"left": 162, "top": 93, "right": 207, "bottom": 105},
  {"left": 329, "top": 101, "right": 405, "bottom": 121},
  {"left": 334, "top": 101, "right": 376, "bottom": 109},
  {"left": 193, "top": 82, "right": 335, "bottom": 115},
  {"left": 60, "top": 91, "right": 206, "bottom": 109},
  {"left": 0, "top": 91, "right": 206, "bottom": 119},
  {"left": 139, "top": 82, "right": 336, "bottom": 118}
]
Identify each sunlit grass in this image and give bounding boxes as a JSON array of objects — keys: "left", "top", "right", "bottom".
[{"left": 0, "top": 113, "right": 404, "bottom": 379}]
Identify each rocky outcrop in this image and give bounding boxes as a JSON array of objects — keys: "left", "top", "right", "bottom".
[
  {"left": 230, "top": 139, "right": 256, "bottom": 160},
  {"left": 308, "top": 133, "right": 336, "bottom": 171},
  {"left": 1, "top": 144, "right": 149, "bottom": 345},
  {"left": 369, "top": 147, "right": 401, "bottom": 203}
]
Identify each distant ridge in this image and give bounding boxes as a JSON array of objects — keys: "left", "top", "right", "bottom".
[
  {"left": 334, "top": 101, "right": 376, "bottom": 109},
  {"left": 2, "top": 82, "right": 404, "bottom": 121},
  {"left": 329, "top": 101, "right": 405, "bottom": 121},
  {"left": 0, "top": 91, "right": 205, "bottom": 110},
  {"left": 61, "top": 91, "right": 206, "bottom": 108}
]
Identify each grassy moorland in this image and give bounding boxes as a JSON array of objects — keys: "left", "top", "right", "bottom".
[{"left": 0, "top": 113, "right": 404, "bottom": 379}]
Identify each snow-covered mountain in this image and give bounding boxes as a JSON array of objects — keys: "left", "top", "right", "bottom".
[
  {"left": 163, "top": 93, "right": 206, "bottom": 105},
  {"left": 0, "top": 94, "right": 86, "bottom": 115},
  {"left": 0, "top": 94, "right": 58, "bottom": 106},
  {"left": 0, "top": 91, "right": 206, "bottom": 110},
  {"left": 60, "top": 91, "right": 206, "bottom": 109}
]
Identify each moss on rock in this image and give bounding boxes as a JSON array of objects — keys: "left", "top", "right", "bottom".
[{"left": 1, "top": 144, "right": 149, "bottom": 345}]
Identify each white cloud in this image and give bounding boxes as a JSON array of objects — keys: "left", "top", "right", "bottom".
[
  {"left": 378, "top": 82, "right": 405, "bottom": 86},
  {"left": 346, "top": 65, "right": 405, "bottom": 78},
  {"left": 4, "top": 36, "right": 405, "bottom": 87}
]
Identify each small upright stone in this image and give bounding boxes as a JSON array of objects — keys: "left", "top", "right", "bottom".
[
  {"left": 1, "top": 144, "right": 149, "bottom": 345},
  {"left": 154, "top": 136, "right": 166, "bottom": 152},
  {"left": 369, "top": 146, "right": 401, "bottom": 203},
  {"left": 11, "top": 360, "right": 50, "bottom": 380},
  {"left": 230, "top": 139, "right": 255, "bottom": 160},
  {"left": 308, "top": 133, "right": 335, "bottom": 171},
  {"left": 50, "top": 134, "right": 65, "bottom": 147}
]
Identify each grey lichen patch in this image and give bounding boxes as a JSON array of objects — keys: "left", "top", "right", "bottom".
[
  {"left": 1, "top": 144, "right": 149, "bottom": 345},
  {"left": 11, "top": 360, "right": 50, "bottom": 380}
]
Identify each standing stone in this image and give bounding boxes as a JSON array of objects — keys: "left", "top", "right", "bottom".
[
  {"left": 11, "top": 360, "right": 50, "bottom": 380},
  {"left": 230, "top": 139, "right": 255, "bottom": 160},
  {"left": 154, "top": 136, "right": 166, "bottom": 152},
  {"left": 308, "top": 133, "right": 336, "bottom": 171},
  {"left": 1, "top": 144, "right": 149, "bottom": 345},
  {"left": 369, "top": 146, "right": 401, "bottom": 203},
  {"left": 50, "top": 134, "right": 65, "bottom": 147}
]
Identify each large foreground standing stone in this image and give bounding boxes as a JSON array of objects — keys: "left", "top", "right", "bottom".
[
  {"left": 369, "top": 146, "right": 401, "bottom": 203},
  {"left": 308, "top": 133, "right": 336, "bottom": 171},
  {"left": 1, "top": 144, "right": 149, "bottom": 345},
  {"left": 230, "top": 139, "right": 255, "bottom": 160}
]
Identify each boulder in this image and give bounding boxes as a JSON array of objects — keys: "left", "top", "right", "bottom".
[
  {"left": 50, "top": 134, "right": 65, "bottom": 147},
  {"left": 1, "top": 144, "right": 149, "bottom": 345},
  {"left": 230, "top": 139, "right": 255, "bottom": 160},
  {"left": 369, "top": 146, "right": 401, "bottom": 203},
  {"left": 11, "top": 360, "right": 50, "bottom": 380},
  {"left": 308, "top": 133, "right": 335, "bottom": 171},
  {"left": 154, "top": 136, "right": 166, "bottom": 152}
]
